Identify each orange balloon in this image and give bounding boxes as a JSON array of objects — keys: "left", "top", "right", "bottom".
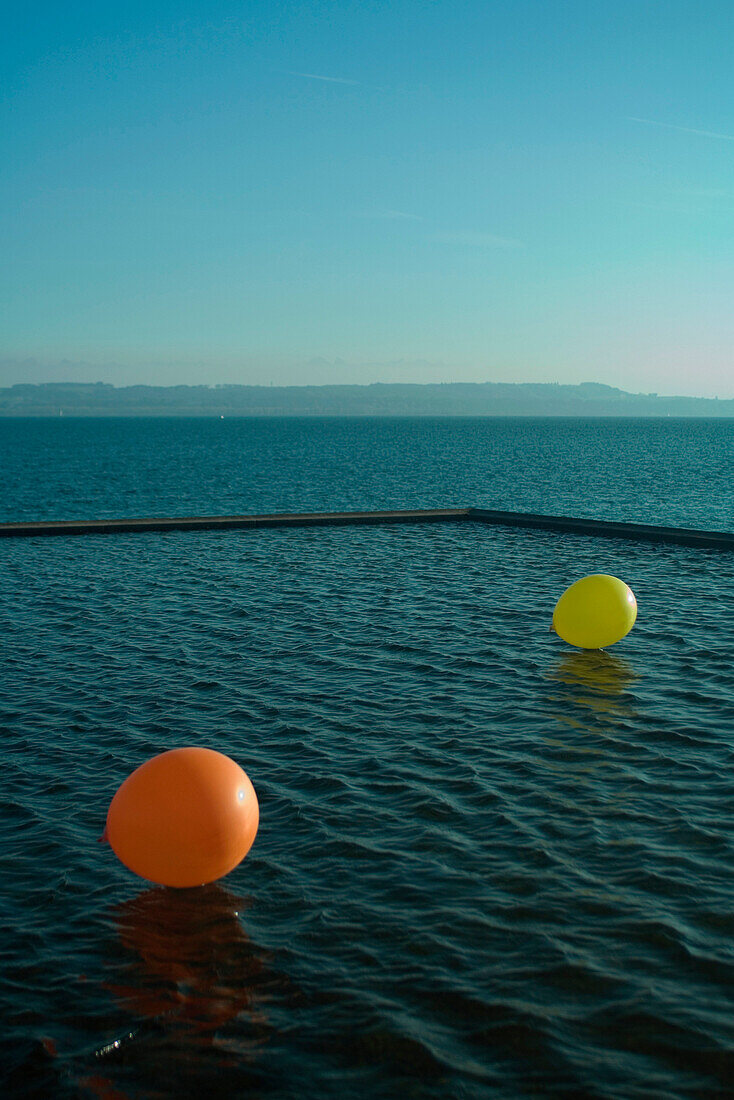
[{"left": 105, "top": 747, "right": 259, "bottom": 887}]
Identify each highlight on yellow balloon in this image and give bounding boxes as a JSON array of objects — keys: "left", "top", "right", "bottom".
[{"left": 551, "top": 574, "right": 637, "bottom": 650}]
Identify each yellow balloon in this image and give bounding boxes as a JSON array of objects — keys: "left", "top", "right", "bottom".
[{"left": 552, "top": 574, "right": 637, "bottom": 650}]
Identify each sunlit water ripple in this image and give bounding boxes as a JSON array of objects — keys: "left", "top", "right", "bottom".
[{"left": 1, "top": 418, "right": 733, "bottom": 1098}]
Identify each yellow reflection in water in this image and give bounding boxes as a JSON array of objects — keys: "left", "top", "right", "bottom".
[
  {"left": 550, "top": 650, "right": 637, "bottom": 694},
  {"left": 538, "top": 650, "right": 641, "bottom": 795},
  {"left": 547, "top": 650, "right": 638, "bottom": 720}
]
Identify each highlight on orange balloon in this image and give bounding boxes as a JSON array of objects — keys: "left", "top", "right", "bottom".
[{"left": 104, "top": 747, "right": 259, "bottom": 887}]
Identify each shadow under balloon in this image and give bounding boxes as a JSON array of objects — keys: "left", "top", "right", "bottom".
[{"left": 81, "top": 883, "right": 284, "bottom": 1098}]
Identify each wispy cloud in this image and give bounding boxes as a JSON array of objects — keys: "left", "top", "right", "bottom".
[
  {"left": 289, "top": 71, "right": 361, "bottom": 86},
  {"left": 433, "top": 231, "right": 525, "bottom": 249},
  {"left": 629, "top": 116, "right": 734, "bottom": 141}
]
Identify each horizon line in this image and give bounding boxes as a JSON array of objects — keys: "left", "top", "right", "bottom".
[{"left": 1, "top": 379, "right": 733, "bottom": 403}]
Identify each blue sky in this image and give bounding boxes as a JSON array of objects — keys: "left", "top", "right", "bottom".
[{"left": 3, "top": 0, "right": 733, "bottom": 395}]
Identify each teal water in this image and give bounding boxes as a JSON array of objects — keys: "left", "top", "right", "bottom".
[
  {"left": 1, "top": 417, "right": 733, "bottom": 1098},
  {"left": 1, "top": 415, "right": 733, "bottom": 527}
]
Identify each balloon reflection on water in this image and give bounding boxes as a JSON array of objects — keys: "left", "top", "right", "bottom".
[
  {"left": 547, "top": 650, "right": 639, "bottom": 723},
  {"left": 107, "top": 884, "right": 268, "bottom": 1035},
  {"left": 82, "top": 884, "right": 275, "bottom": 1098},
  {"left": 550, "top": 650, "right": 638, "bottom": 694},
  {"left": 539, "top": 651, "right": 640, "bottom": 795}
]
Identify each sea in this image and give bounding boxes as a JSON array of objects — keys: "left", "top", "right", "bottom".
[{"left": 1, "top": 416, "right": 733, "bottom": 1099}]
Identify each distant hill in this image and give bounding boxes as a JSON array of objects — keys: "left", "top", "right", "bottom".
[{"left": 1, "top": 380, "right": 733, "bottom": 417}]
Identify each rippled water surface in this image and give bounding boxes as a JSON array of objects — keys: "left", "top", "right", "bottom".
[
  {"left": 1, "top": 418, "right": 734, "bottom": 1098},
  {"left": 1, "top": 415, "right": 733, "bottom": 527}
]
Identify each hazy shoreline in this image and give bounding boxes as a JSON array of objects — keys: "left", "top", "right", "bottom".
[{"left": 2, "top": 381, "right": 734, "bottom": 418}]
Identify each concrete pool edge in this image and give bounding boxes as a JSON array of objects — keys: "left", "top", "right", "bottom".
[
  {"left": 466, "top": 508, "right": 734, "bottom": 549},
  {"left": 1, "top": 506, "right": 733, "bottom": 549}
]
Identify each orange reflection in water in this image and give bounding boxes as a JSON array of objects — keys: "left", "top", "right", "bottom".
[
  {"left": 81, "top": 884, "right": 271, "bottom": 1099},
  {"left": 107, "top": 883, "right": 269, "bottom": 1033}
]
